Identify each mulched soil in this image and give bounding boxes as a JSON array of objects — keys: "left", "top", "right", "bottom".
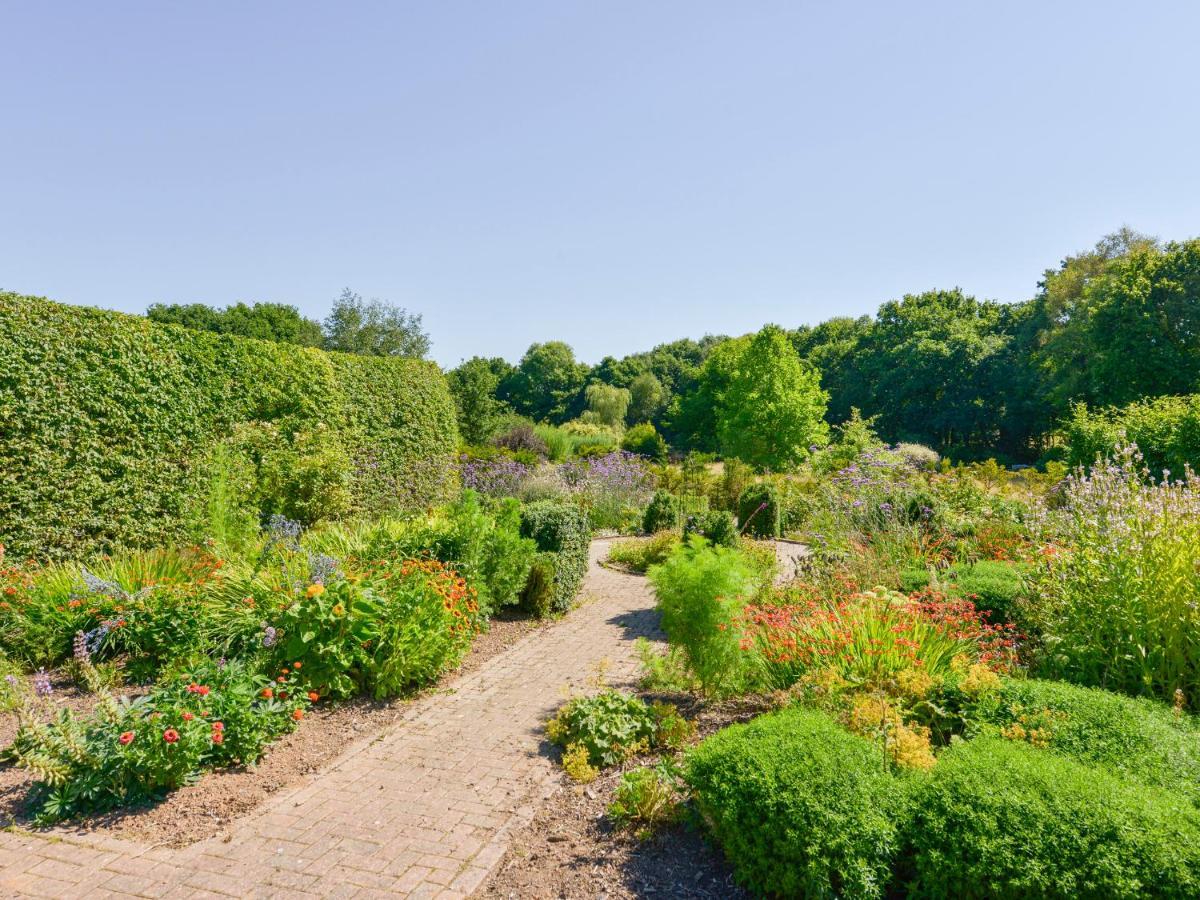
[
  {"left": 0, "top": 611, "right": 549, "bottom": 847},
  {"left": 482, "top": 694, "right": 775, "bottom": 900}
]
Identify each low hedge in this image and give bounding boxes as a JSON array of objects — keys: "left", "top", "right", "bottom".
[
  {"left": 0, "top": 294, "right": 458, "bottom": 560},
  {"left": 965, "top": 677, "right": 1200, "bottom": 806},
  {"left": 687, "top": 706, "right": 909, "bottom": 899},
  {"left": 519, "top": 500, "right": 591, "bottom": 614},
  {"left": 907, "top": 737, "right": 1200, "bottom": 898}
]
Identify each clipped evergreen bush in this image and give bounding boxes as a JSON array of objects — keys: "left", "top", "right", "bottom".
[
  {"left": 906, "top": 737, "right": 1200, "bottom": 898},
  {"left": 519, "top": 500, "right": 591, "bottom": 614},
  {"left": 737, "top": 483, "right": 781, "bottom": 538},
  {"left": 683, "top": 510, "right": 739, "bottom": 548},
  {"left": 0, "top": 294, "right": 458, "bottom": 560},
  {"left": 687, "top": 706, "right": 909, "bottom": 899},
  {"left": 642, "top": 490, "right": 681, "bottom": 534},
  {"left": 965, "top": 677, "right": 1200, "bottom": 806}
]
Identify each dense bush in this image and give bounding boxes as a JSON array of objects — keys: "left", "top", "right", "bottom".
[
  {"left": 519, "top": 500, "right": 592, "bottom": 614},
  {"left": 684, "top": 510, "right": 739, "bottom": 548},
  {"left": 1065, "top": 394, "right": 1200, "bottom": 479},
  {"left": 647, "top": 539, "right": 764, "bottom": 695},
  {"left": 546, "top": 690, "right": 689, "bottom": 767},
  {"left": 906, "top": 737, "right": 1200, "bottom": 898},
  {"left": 642, "top": 490, "right": 681, "bottom": 534},
  {"left": 1030, "top": 446, "right": 1200, "bottom": 702},
  {"left": 737, "top": 483, "right": 781, "bottom": 538},
  {"left": 621, "top": 423, "right": 669, "bottom": 462},
  {"left": 605, "top": 531, "right": 679, "bottom": 573},
  {"left": 687, "top": 707, "right": 909, "bottom": 899},
  {"left": 493, "top": 422, "right": 548, "bottom": 457},
  {"left": 0, "top": 294, "right": 458, "bottom": 560},
  {"left": 965, "top": 678, "right": 1200, "bottom": 806},
  {"left": 901, "top": 560, "right": 1030, "bottom": 624}
]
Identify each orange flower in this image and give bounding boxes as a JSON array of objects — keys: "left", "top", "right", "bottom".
[
  {"left": 293, "top": 662, "right": 302, "bottom": 670},
  {"left": 261, "top": 687, "right": 274, "bottom": 699},
  {"left": 306, "top": 583, "right": 326, "bottom": 598},
  {"left": 277, "top": 676, "right": 286, "bottom": 684},
  {"left": 163, "top": 729, "right": 180, "bottom": 743},
  {"left": 307, "top": 691, "right": 319, "bottom": 702},
  {"left": 292, "top": 709, "right": 304, "bottom": 721},
  {"left": 182, "top": 712, "right": 194, "bottom": 721},
  {"left": 118, "top": 731, "right": 135, "bottom": 745}
]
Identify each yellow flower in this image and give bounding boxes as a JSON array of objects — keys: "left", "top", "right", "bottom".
[
  {"left": 306, "top": 583, "right": 326, "bottom": 598},
  {"left": 331, "top": 602, "right": 345, "bottom": 617}
]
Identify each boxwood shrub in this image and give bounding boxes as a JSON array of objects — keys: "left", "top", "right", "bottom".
[
  {"left": 737, "top": 483, "right": 781, "bottom": 538},
  {"left": 519, "top": 500, "right": 591, "bottom": 614},
  {"left": 642, "top": 490, "right": 681, "bottom": 534},
  {"left": 965, "top": 677, "right": 1200, "bottom": 805},
  {"left": 686, "top": 706, "right": 910, "bottom": 899},
  {"left": 906, "top": 737, "right": 1200, "bottom": 898},
  {"left": 0, "top": 293, "right": 458, "bottom": 560}
]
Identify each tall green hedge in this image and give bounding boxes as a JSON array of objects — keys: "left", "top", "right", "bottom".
[{"left": 0, "top": 293, "right": 458, "bottom": 559}]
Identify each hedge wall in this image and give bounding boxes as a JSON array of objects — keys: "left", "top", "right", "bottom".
[{"left": 0, "top": 293, "right": 459, "bottom": 560}]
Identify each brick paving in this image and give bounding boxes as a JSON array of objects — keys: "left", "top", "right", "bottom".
[{"left": 0, "top": 539, "right": 661, "bottom": 899}]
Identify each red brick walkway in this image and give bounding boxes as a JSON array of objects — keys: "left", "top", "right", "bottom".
[{"left": 0, "top": 540, "right": 661, "bottom": 899}]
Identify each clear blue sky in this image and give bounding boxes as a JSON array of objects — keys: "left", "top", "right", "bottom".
[{"left": 3, "top": 2, "right": 1198, "bottom": 368}]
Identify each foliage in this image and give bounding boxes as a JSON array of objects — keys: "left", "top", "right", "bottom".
[
  {"left": 9, "top": 659, "right": 309, "bottom": 823},
  {"left": 500, "top": 341, "right": 589, "bottom": 424},
  {"left": 736, "top": 482, "right": 781, "bottom": 539},
  {"left": 635, "top": 637, "right": 698, "bottom": 693},
  {"left": 647, "top": 538, "right": 765, "bottom": 695},
  {"left": 580, "top": 383, "right": 631, "bottom": 431},
  {"left": 686, "top": 706, "right": 909, "bottom": 900},
  {"left": 608, "top": 761, "right": 683, "bottom": 834},
  {"left": 1065, "top": 394, "right": 1200, "bottom": 479},
  {"left": 1029, "top": 445, "right": 1200, "bottom": 702},
  {"left": 445, "top": 357, "right": 513, "bottom": 445},
  {"left": 627, "top": 372, "right": 665, "bottom": 425},
  {"left": 322, "top": 288, "right": 430, "bottom": 358},
  {"left": 606, "top": 532, "right": 680, "bottom": 574},
  {"left": 906, "top": 737, "right": 1200, "bottom": 898},
  {"left": 545, "top": 690, "right": 690, "bottom": 767},
  {"left": 684, "top": 510, "right": 739, "bottom": 548},
  {"left": 493, "top": 422, "right": 548, "bottom": 457},
  {"left": 714, "top": 325, "right": 829, "bottom": 470},
  {"left": 903, "top": 559, "right": 1031, "bottom": 625},
  {"left": 0, "top": 294, "right": 458, "bottom": 560},
  {"left": 964, "top": 677, "right": 1200, "bottom": 806},
  {"left": 621, "top": 423, "right": 668, "bottom": 463},
  {"left": 519, "top": 500, "right": 591, "bottom": 614},
  {"left": 147, "top": 301, "right": 324, "bottom": 347},
  {"left": 642, "top": 490, "right": 681, "bottom": 534}
]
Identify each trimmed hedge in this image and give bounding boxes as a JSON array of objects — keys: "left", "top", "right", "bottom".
[
  {"left": 0, "top": 293, "right": 458, "bottom": 559},
  {"left": 519, "top": 500, "right": 591, "bottom": 614},
  {"left": 737, "top": 483, "right": 781, "bottom": 538},
  {"left": 687, "top": 706, "right": 909, "bottom": 899},
  {"left": 683, "top": 510, "right": 739, "bottom": 548},
  {"left": 965, "top": 677, "right": 1200, "bottom": 806},
  {"left": 907, "top": 737, "right": 1200, "bottom": 898}
]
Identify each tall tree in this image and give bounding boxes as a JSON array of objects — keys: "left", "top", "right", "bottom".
[
  {"left": 323, "top": 288, "right": 430, "bottom": 358},
  {"left": 499, "top": 341, "right": 588, "bottom": 423},
  {"left": 627, "top": 372, "right": 665, "bottom": 424},
  {"left": 581, "top": 382, "right": 631, "bottom": 430},
  {"left": 714, "top": 325, "right": 828, "bottom": 470},
  {"left": 445, "top": 356, "right": 513, "bottom": 445},
  {"left": 147, "top": 301, "right": 323, "bottom": 346}
]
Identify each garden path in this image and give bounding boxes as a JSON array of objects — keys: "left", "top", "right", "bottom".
[{"left": 0, "top": 539, "right": 662, "bottom": 899}]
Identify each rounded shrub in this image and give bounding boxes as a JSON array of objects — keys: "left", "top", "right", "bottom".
[
  {"left": 906, "top": 737, "right": 1200, "bottom": 898},
  {"left": 519, "top": 500, "right": 591, "bottom": 614},
  {"left": 737, "top": 483, "right": 781, "bottom": 538},
  {"left": 683, "top": 510, "right": 739, "bottom": 548},
  {"left": 966, "top": 677, "right": 1200, "bottom": 805},
  {"left": 952, "top": 560, "right": 1030, "bottom": 624},
  {"left": 621, "top": 423, "right": 669, "bottom": 463},
  {"left": 642, "top": 490, "right": 681, "bottom": 534},
  {"left": 687, "top": 706, "right": 909, "bottom": 899}
]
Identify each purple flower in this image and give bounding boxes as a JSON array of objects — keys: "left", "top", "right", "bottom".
[
  {"left": 32, "top": 669, "right": 53, "bottom": 697},
  {"left": 262, "top": 624, "right": 277, "bottom": 648}
]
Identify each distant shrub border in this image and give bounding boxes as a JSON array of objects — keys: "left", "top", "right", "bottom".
[{"left": 0, "top": 293, "right": 459, "bottom": 559}]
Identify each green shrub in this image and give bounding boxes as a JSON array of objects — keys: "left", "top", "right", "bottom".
[
  {"left": 642, "top": 490, "right": 681, "bottom": 534},
  {"left": 901, "top": 560, "right": 1030, "bottom": 624},
  {"left": 737, "top": 483, "right": 781, "bottom": 538},
  {"left": 0, "top": 293, "right": 458, "bottom": 560},
  {"left": 906, "top": 737, "right": 1200, "bottom": 898},
  {"left": 1065, "top": 394, "right": 1200, "bottom": 479},
  {"left": 683, "top": 510, "right": 739, "bottom": 548},
  {"left": 519, "top": 500, "right": 591, "bottom": 614},
  {"left": 546, "top": 690, "right": 690, "bottom": 767},
  {"left": 687, "top": 707, "right": 909, "bottom": 899},
  {"left": 533, "top": 424, "right": 573, "bottom": 462},
  {"left": 518, "top": 555, "right": 556, "bottom": 618},
  {"left": 621, "top": 423, "right": 669, "bottom": 463},
  {"left": 606, "top": 532, "right": 680, "bottom": 573},
  {"left": 608, "top": 761, "right": 682, "bottom": 833},
  {"left": 647, "top": 538, "right": 763, "bottom": 695},
  {"left": 965, "top": 678, "right": 1200, "bottom": 806}
]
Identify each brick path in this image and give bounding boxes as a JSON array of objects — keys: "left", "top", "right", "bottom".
[{"left": 0, "top": 540, "right": 661, "bottom": 899}]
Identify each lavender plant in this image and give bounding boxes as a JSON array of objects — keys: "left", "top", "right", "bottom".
[
  {"left": 560, "top": 451, "right": 655, "bottom": 531},
  {"left": 1030, "top": 444, "right": 1200, "bottom": 703}
]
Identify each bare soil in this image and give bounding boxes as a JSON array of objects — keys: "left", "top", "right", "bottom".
[
  {"left": 482, "top": 694, "right": 774, "bottom": 900},
  {"left": 0, "top": 612, "right": 548, "bottom": 847}
]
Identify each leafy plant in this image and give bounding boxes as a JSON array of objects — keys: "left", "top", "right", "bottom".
[
  {"left": 608, "top": 761, "right": 683, "bottom": 835},
  {"left": 545, "top": 691, "right": 688, "bottom": 768},
  {"left": 642, "top": 490, "right": 681, "bottom": 534},
  {"left": 606, "top": 532, "right": 680, "bottom": 573}
]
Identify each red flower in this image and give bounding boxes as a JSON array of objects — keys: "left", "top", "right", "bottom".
[
  {"left": 196, "top": 685, "right": 210, "bottom": 697},
  {"left": 211, "top": 731, "right": 224, "bottom": 744},
  {"left": 118, "top": 731, "right": 135, "bottom": 745},
  {"left": 292, "top": 709, "right": 304, "bottom": 721},
  {"left": 212, "top": 721, "right": 224, "bottom": 731},
  {"left": 182, "top": 712, "right": 194, "bottom": 721},
  {"left": 163, "top": 729, "right": 180, "bottom": 743}
]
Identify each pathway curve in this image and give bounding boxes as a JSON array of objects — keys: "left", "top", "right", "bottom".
[{"left": 0, "top": 540, "right": 662, "bottom": 899}]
